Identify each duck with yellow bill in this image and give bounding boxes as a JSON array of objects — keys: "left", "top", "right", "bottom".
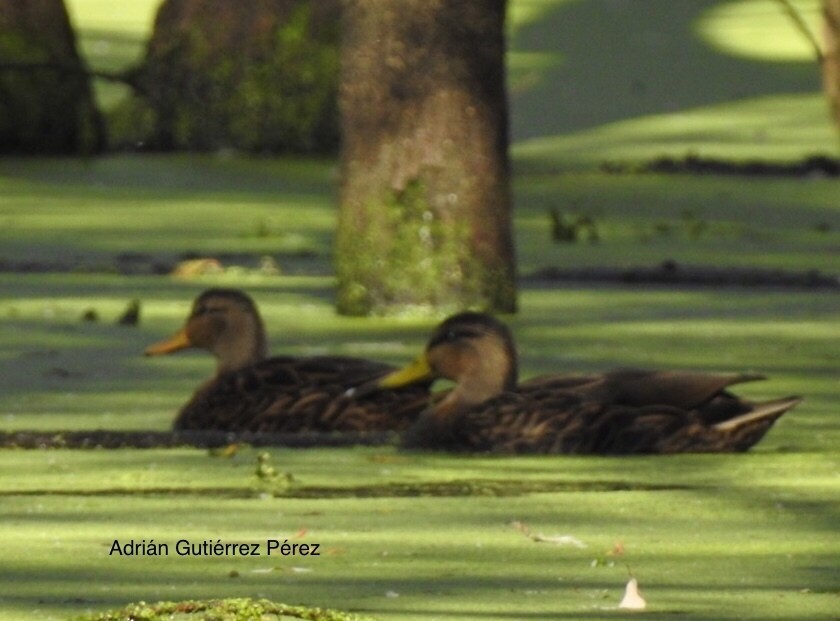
[{"left": 351, "top": 312, "right": 801, "bottom": 454}]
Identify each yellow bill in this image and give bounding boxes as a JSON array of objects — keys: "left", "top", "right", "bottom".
[
  {"left": 144, "top": 328, "right": 193, "bottom": 356},
  {"left": 377, "top": 353, "right": 435, "bottom": 388}
]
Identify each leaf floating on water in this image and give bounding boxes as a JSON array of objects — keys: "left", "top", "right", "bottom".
[
  {"left": 510, "top": 520, "right": 587, "bottom": 548},
  {"left": 618, "top": 577, "right": 646, "bottom": 610},
  {"left": 208, "top": 443, "right": 241, "bottom": 458},
  {"left": 533, "top": 534, "right": 587, "bottom": 547},
  {"left": 511, "top": 520, "right": 531, "bottom": 536},
  {"left": 171, "top": 258, "right": 224, "bottom": 279}
]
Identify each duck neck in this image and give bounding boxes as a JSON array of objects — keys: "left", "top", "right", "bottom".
[
  {"left": 213, "top": 320, "right": 268, "bottom": 375},
  {"left": 432, "top": 351, "right": 517, "bottom": 419}
]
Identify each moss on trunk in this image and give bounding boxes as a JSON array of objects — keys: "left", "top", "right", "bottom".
[
  {"left": 335, "top": 0, "right": 517, "bottom": 316},
  {"left": 116, "top": 0, "right": 340, "bottom": 153}
]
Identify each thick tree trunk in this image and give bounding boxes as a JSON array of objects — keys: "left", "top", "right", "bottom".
[
  {"left": 127, "top": 0, "right": 339, "bottom": 153},
  {"left": 335, "top": 0, "right": 516, "bottom": 316},
  {"left": 825, "top": 0, "right": 840, "bottom": 136},
  {"left": 0, "top": 0, "right": 104, "bottom": 153}
]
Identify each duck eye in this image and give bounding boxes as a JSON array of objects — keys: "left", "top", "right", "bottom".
[{"left": 430, "top": 326, "right": 479, "bottom": 349}]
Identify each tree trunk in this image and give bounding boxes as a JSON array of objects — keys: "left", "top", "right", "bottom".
[
  {"left": 335, "top": 0, "right": 516, "bottom": 316},
  {"left": 125, "top": 0, "right": 339, "bottom": 153},
  {"left": 0, "top": 0, "right": 104, "bottom": 154},
  {"left": 825, "top": 0, "right": 840, "bottom": 136}
]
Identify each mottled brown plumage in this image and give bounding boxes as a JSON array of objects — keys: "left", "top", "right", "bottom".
[
  {"left": 363, "top": 312, "right": 801, "bottom": 454},
  {"left": 144, "top": 288, "right": 428, "bottom": 432}
]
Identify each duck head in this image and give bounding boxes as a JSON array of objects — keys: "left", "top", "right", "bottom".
[
  {"left": 144, "top": 288, "right": 268, "bottom": 375},
  {"left": 376, "top": 311, "right": 518, "bottom": 412}
]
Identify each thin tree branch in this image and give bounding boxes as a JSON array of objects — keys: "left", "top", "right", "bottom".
[{"left": 773, "top": 0, "right": 824, "bottom": 63}]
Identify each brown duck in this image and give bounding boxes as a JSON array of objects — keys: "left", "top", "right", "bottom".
[
  {"left": 353, "top": 312, "right": 801, "bottom": 454},
  {"left": 144, "top": 288, "right": 428, "bottom": 432}
]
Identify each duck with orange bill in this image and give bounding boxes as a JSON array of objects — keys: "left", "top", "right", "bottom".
[{"left": 145, "top": 288, "right": 429, "bottom": 433}]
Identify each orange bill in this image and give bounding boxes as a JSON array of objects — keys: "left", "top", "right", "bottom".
[{"left": 144, "top": 328, "right": 193, "bottom": 356}]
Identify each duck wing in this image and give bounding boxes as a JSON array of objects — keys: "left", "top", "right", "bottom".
[
  {"left": 402, "top": 376, "right": 800, "bottom": 454},
  {"left": 524, "top": 368, "right": 773, "bottom": 425},
  {"left": 175, "top": 355, "right": 429, "bottom": 433}
]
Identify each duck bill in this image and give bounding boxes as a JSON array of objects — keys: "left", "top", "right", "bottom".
[
  {"left": 377, "top": 353, "right": 434, "bottom": 389},
  {"left": 144, "top": 328, "right": 193, "bottom": 356}
]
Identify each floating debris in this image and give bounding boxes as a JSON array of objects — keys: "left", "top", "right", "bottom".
[
  {"left": 117, "top": 299, "right": 141, "bottom": 326},
  {"left": 171, "top": 258, "right": 224, "bottom": 279},
  {"left": 258, "top": 255, "right": 282, "bottom": 275},
  {"left": 208, "top": 443, "right": 241, "bottom": 458},
  {"left": 80, "top": 309, "right": 99, "bottom": 322},
  {"left": 511, "top": 520, "right": 587, "bottom": 548},
  {"left": 618, "top": 577, "right": 646, "bottom": 610},
  {"left": 255, "top": 452, "right": 278, "bottom": 480},
  {"left": 549, "top": 208, "right": 600, "bottom": 244}
]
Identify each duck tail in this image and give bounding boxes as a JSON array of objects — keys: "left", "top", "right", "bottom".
[
  {"left": 712, "top": 397, "right": 802, "bottom": 452},
  {"left": 713, "top": 396, "right": 802, "bottom": 432},
  {"left": 711, "top": 396, "right": 802, "bottom": 451}
]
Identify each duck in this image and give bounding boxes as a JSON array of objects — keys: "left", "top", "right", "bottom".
[
  {"left": 144, "top": 288, "right": 429, "bottom": 432},
  {"left": 350, "top": 311, "right": 802, "bottom": 454}
]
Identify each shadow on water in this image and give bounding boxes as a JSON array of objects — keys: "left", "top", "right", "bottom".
[
  {"left": 0, "top": 477, "right": 690, "bottom": 499},
  {"left": 510, "top": 0, "right": 821, "bottom": 141}
]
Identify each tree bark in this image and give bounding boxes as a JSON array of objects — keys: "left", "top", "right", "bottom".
[
  {"left": 128, "top": 0, "right": 339, "bottom": 153},
  {"left": 0, "top": 0, "right": 104, "bottom": 154},
  {"left": 825, "top": 0, "right": 840, "bottom": 136},
  {"left": 335, "top": 0, "right": 516, "bottom": 316}
]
